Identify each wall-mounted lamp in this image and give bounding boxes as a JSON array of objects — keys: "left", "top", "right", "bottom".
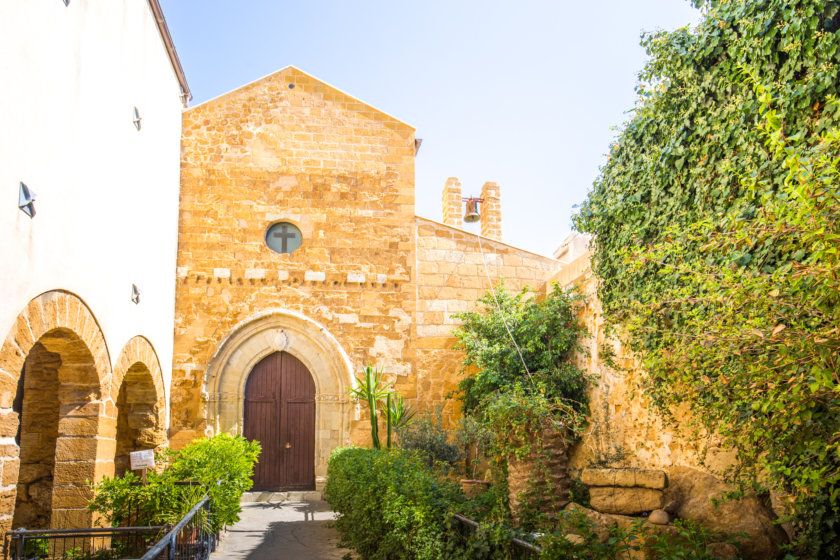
[
  {"left": 131, "top": 284, "right": 140, "bottom": 304},
  {"left": 133, "top": 107, "right": 142, "bottom": 131},
  {"left": 18, "top": 182, "right": 36, "bottom": 218}
]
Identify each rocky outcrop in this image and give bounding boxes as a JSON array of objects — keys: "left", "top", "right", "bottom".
[{"left": 665, "top": 466, "right": 788, "bottom": 560}]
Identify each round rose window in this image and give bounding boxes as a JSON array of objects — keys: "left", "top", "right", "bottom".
[{"left": 265, "top": 222, "right": 302, "bottom": 254}]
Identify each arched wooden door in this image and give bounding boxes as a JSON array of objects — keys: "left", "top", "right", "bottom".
[{"left": 244, "top": 351, "right": 315, "bottom": 491}]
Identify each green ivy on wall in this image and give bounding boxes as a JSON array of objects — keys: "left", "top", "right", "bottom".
[{"left": 574, "top": 1, "right": 840, "bottom": 556}]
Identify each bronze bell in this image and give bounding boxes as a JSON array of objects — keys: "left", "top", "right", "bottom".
[{"left": 463, "top": 198, "right": 481, "bottom": 223}]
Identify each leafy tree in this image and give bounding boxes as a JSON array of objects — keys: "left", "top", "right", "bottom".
[
  {"left": 453, "top": 283, "right": 590, "bottom": 417},
  {"left": 574, "top": 0, "right": 840, "bottom": 555}
]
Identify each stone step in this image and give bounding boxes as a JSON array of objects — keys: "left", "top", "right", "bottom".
[{"left": 241, "top": 491, "right": 322, "bottom": 503}]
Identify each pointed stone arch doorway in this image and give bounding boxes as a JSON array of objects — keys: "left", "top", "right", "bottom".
[
  {"left": 244, "top": 351, "right": 315, "bottom": 491},
  {"left": 203, "top": 308, "right": 354, "bottom": 492}
]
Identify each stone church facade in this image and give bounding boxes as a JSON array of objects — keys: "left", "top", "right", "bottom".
[{"left": 169, "top": 66, "right": 561, "bottom": 490}]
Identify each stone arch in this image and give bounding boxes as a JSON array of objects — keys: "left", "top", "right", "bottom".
[
  {"left": 0, "top": 290, "right": 113, "bottom": 532},
  {"left": 204, "top": 308, "right": 354, "bottom": 490},
  {"left": 111, "top": 337, "right": 167, "bottom": 476}
]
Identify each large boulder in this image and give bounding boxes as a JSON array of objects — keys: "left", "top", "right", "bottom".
[
  {"left": 665, "top": 466, "right": 788, "bottom": 560},
  {"left": 589, "top": 486, "right": 665, "bottom": 514}
]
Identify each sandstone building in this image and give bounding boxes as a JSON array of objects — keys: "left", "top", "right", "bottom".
[
  {"left": 170, "top": 66, "right": 560, "bottom": 490},
  {"left": 0, "top": 0, "right": 561, "bottom": 529}
]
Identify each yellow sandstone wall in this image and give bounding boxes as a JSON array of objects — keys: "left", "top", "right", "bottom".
[
  {"left": 171, "top": 66, "right": 417, "bottom": 454},
  {"left": 412, "top": 218, "right": 561, "bottom": 425},
  {"left": 548, "top": 253, "right": 735, "bottom": 474},
  {"left": 171, "top": 65, "right": 565, "bottom": 467}
]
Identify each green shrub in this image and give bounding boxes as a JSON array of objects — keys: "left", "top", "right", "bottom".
[
  {"left": 538, "top": 512, "right": 743, "bottom": 560},
  {"left": 89, "top": 433, "right": 260, "bottom": 533},
  {"left": 161, "top": 433, "right": 260, "bottom": 531},
  {"left": 326, "top": 447, "right": 467, "bottom": 559},
  {"left": 453, "top": 283, "right": 591, "bottom": 417},
  {"left": 397, "top": 406, "right": 464, "bottom": 469}
]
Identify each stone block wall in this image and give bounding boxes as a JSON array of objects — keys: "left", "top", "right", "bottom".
[
  {"left": 479, "top": 182, "right": 502, "bottom": 241},
  {"left": 441, "top": 178, "right": 462, "bottom": 228},
  {"left": 412, "top": 217, "right": 561, "bottom": 425},
  {"left": 172, "top": 67, "right": 418, "bottom": 465},
  {"left": 547, "top": 254, "right": 735, "bottom": 474}
]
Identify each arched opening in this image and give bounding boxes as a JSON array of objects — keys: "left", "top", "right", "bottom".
[
  {"left": 201, "top": 308, "right": 354, "bottom": 492},
  {"left": 11, "top": 327, "right": 105, "bottom": 530},
  {"left": 12, "top": 343, "right": 60, "bottom": 529},
  {"left": 0, "top": 291, "right": 113, "bottom": 533},
  {"left": 114, "top": 363, "right": 163, "bottom": 476}
]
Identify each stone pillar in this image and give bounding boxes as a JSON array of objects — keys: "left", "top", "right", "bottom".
[
  {"left": 441, "top": 177, "right": 462, "bottom": 227},
  {"left": 480, "top": 181, "right": 502, "bottom": 241}
]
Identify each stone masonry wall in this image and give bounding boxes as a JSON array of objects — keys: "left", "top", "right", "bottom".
[
  {"left": 548, "top": 254, "right": 735, "bottom": 474},
  {"left": 412, "top": 218, "right": 561, "bottom": 425},
  {"left": 171, "top": 66, "right": 418, "bottom": 450}
]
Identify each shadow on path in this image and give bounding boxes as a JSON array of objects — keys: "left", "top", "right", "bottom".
[{"left": 210, "top": 501, "right": 349, "bottom": 560}]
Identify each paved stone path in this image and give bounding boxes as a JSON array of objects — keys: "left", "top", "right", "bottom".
[{"left": 210, "top": 501, "right": 349, "bottom": 559}]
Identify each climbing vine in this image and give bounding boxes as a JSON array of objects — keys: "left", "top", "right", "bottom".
[{"left": 574, "top": 1, "right": 840, "bottom": 556}]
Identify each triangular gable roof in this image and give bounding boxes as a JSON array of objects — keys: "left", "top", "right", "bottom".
[{"left": 186, "top": 65, "right": 415, "bottom": 132}]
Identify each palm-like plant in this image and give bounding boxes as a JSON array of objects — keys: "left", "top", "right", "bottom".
[
  {"left": 350, "top": 365, "right": 392, "bottom": 449},
  {"left": 386, "top": 392, "right": 416, "bottom": 449},
  {"left": 350, "top": 365, "right": 416, "bottom": 449}
]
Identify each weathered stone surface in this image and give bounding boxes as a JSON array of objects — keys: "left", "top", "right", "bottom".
[
  {"left": 589, "top": 486, "right": 664, "bottom": 514},
  {"left": 665, "top": 466, "right": 788, "bottom": 560},
  {"left": 708, "top": 542, "right": 740, "bottom": 559},
  {"left": 507, "top": 431, "right": 570, "bottom": 523},
  {"left": 581, "top": 467, "right": 667, "bottom": 489},
  {"left": 648, "top": 509, "right": 669, "bottom": 525},
  {"left": 562, "top": 502, "right": 617, "bottom": 543}
]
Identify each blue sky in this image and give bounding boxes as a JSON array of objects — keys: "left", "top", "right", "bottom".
[{"left": 159, "top": 1, "right": 701, "bottom": 257}]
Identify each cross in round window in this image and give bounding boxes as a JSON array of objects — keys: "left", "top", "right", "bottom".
[{"left": 265, "top": 222, "right": 302, "bottom": 254}]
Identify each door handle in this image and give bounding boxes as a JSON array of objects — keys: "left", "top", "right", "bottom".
[{"left": 285, "top": 442, "right": 292, "bottom": 449}]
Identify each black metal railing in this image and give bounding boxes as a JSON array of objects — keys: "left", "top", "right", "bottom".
[
  {"left": 4, "top": 525, "right": 165, "bottom": 560},
  {"left": 137, "top": 494, "right": 213, "bottom": 560},
  {"left": 452, "top": 513, "right": 542, "bottom": 558},
  {"left": 4, "top": 481, "right": 218, "bottom": 560}
]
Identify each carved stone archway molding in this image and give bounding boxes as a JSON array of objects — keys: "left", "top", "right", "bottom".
[{"left": 203, "top": 308, "right": 355, "bottom": 489}]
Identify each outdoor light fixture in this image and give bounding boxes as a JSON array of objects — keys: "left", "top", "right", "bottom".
[
  {"left": 133, "top": 107, "right": 142, "bottom": 130},
  {"left": 18, "top": 182, "right": 36, "bottom": 218},
  {"left": 131, "top": 284, "right": 140, "bottom": 304}
]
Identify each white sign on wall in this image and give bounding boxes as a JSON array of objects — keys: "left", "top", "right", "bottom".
[{"left": 129, "top": 449, "right": 156, "bottom": 470}]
